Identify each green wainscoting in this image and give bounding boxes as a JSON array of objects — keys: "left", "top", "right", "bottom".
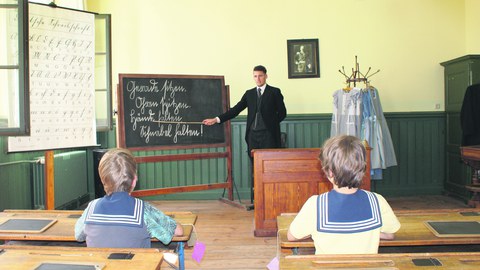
[
  {"left": 376, "top": 113, "right": 446, "bottom": 196},
  {"left": 0, "top": 112, "right": 454, "bottom": 210},
  {"left": 229, "top": 112, "right": 447, "bottom": 198},
  {"left": 0, "top": 146, "right": 92, "bottom": 211}
]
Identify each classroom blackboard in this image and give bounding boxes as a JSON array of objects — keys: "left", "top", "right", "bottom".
[{"left": 118, "top": 74, "right": 227, "bottom": 150}]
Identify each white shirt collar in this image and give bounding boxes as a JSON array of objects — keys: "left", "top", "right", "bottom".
[{"left": 257, "top": 85, "right": 266, "bottom": 94}]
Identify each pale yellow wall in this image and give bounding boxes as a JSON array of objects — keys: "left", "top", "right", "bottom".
[
  {"left": 466, "top": 0, "right": 480, "bottom": 53},
  {"left": 86, "top": 0, "right": 469, "bottom": 114}
]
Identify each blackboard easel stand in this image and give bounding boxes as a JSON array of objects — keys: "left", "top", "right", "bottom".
[
  {"left": 130, "top": 151, "right": 234, "bottom": 199},
  {"left": 218, "top": 123, "right": 252, "bottom": 210},
  {"left": 117, "top": 75, "right": 259, "bottom": 210},
  {"left": 118, "top": 76, "right": 239, "bottom": 206},
  {"left": 45, "top": 150, "right": 55, "bottom": 210},
  {"left": 220, "top": 175, "right": 242, "bottom": 205}
]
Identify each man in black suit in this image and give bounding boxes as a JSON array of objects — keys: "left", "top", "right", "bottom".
[
  {"left": 202, "top": 65, "right": 287, "bottom": 157},
  {"left": 203, "top": 65, "right": 287, "bottom": 206}
]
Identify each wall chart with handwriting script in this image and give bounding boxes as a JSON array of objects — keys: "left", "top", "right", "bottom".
[{"left": 8, "top": 3, "right": 96, "bottom": 152}]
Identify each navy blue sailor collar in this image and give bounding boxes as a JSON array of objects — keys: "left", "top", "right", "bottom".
[{"left": 85, "top": 192, "right": 144, "bottom": 227}]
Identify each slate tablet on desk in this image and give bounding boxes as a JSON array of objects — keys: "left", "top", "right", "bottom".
[
  {"left": 424, "top": 221, "right": 480, "bottom": 237},
  {"left": 34, "top": 262, "right": 105, "bottom": 270},
  {"left": 0, "top": 218, "right": 57, "bottom": 233}
]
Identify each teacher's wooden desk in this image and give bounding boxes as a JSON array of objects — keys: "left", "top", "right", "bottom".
[
  {"left": 0, "top": 245, "right": 164, "bottom": 270},
  {"left": 0, "top": 210, "right": 197, "bottom": 270},
  {"left": 277, "top": 209, "right": 480, "bottom": 254},
  {"left": 280, "top": 252, "right": 480, "bottom": 270}
]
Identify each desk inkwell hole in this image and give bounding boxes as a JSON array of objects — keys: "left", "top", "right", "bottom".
[
  {"left": 412, "top": 258, "right": 442, "bottom": 266},
  {"left": 108, "top": 253, "right": 135, "bottom": 260}
]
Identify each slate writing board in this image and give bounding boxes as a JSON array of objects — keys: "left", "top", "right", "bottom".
[
  {"left": 460, "top": 212, "right": 480, "bottom": 216},
  {"left": 118, "top": 74, "right": 227, "bottom": 150},
  {"left": 35, "top": 262, "right": 104, "bottom": 270},
  {"left": 0, "top": 218, "right": 57, "bottom": 233},
  {"left": 311, "top": 259, "right": 394, "bottom": 267},
  {"left": 424, "top": 221, "right": 480, "bottom": 237}
]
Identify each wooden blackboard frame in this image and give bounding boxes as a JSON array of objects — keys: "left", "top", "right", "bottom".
[
  {"left": 117, "top": 74, "right": 233, "bottom": 200},
  {"left": 118, "top": 74, "right": 229, "bottom": 151}
]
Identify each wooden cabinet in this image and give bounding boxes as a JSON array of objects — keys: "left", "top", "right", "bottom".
[
  {"left": 252, "top": 148, "right": 371, "bottom": 237},
  {"left": 440, "top": 55, "right": 480, "bottom": 200}
]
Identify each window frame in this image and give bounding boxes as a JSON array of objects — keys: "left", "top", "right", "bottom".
[
  {"left": 0, "top": 0, "right": 29, "bottom": 136},
  {"left": 94, "top": 13, "right": 113, "bottom": 132}
]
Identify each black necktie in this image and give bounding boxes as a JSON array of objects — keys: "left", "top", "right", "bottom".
[{"left": 257, "top": 88, "right": 261, "bottom": 97}]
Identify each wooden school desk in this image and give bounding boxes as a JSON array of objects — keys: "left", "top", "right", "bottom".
[
  {"left": 279, "top": 252, "right": 480, "bottom": 270},
  {"left": 0, "top": 245, "right": 164, "bottom": 270},
  {"left": 0, "top": 210, "right": 197, "bottom": 270},
  {"left": 276, "top": 209, "right": 480, "bottom": 254}
]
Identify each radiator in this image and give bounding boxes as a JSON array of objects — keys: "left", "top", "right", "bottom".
[{"left": 32, "top": 151, "right": 88, "bottom": 209}]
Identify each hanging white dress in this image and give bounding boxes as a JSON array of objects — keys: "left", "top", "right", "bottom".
[{"left": 331, "top": 88, "right": 362, "bottom": 137}]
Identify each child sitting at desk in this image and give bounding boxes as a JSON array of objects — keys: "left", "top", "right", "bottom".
[
  {"left": 75, "top": 148, "right": 183, "bottom": 248},
  {"left": 287, "top": 135, "right": 400, "bottom": 254}
]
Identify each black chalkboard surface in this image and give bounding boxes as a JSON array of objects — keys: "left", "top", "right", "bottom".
[
  {"left": 0, "top": 218, "right": 57, "bottom": 233},
  {"left": 118, "top": 74, "right": 227, "bottom": 150},
  {"left": 425, "top": 221, "right": 480, "bottom": 237}
]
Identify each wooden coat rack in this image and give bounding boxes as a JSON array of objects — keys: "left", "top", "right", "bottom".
[{"left": 338, "top": 56, "right": 380, "bottom": 89}]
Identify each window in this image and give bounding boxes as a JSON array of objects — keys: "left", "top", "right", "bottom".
[
  {"left": 0, "top": 0, "right": 29, "bottom": 135},
  {"left": 94, "top": 14, "right": 113, "bottom": 131}
]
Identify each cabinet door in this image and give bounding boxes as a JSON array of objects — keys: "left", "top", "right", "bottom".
[
  {"left": 445, "top": 62, "right": 469, "bottom": 196},
  {"left": 445, "top": 112, "right": 470, "bottom": 197},
  {"left": 445, "top": 61, "right": 471, "bottom": 112}
]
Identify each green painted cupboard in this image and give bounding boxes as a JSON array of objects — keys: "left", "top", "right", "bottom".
[{"left": 441, "top": 55, "right": 480, "bottom": 200}]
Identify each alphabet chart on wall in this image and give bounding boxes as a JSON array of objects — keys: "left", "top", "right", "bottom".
[{"left": 8, "top": 3, "right": 97, "bottom": 152}]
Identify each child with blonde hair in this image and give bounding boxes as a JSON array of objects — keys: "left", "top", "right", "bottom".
[{"left": 75, "top": 148, "right": 183, "bottom": 248}]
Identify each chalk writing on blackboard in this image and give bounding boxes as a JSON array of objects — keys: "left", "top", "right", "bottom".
[{"left": 119, "top": 75, "right": 226, "bottom": 149}]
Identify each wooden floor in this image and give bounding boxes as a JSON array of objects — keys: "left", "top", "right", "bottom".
[{"left": 151, "top": 195, "right": 471, "bottom": 270}]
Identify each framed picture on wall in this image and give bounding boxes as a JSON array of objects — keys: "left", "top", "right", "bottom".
[{"left": 287, "top": 39, "right": 320, "bottom": 79}]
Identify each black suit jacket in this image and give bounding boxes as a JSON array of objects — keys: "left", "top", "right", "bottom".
[
  {"left": 461, "top": 83, "right": 480, "bottom": 146},
  {"left": 218, "top": 84, "right": 287, "bottom": 147}
]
